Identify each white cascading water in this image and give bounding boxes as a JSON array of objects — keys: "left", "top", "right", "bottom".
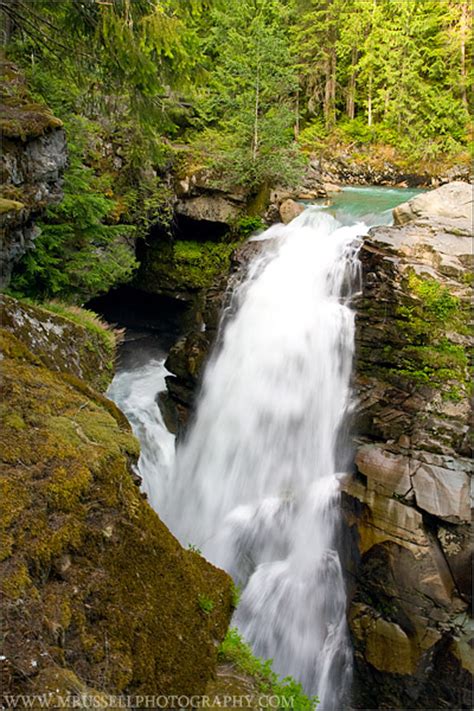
[
  {"left": 108, "top": 358, "right": 175, "bottom": 513},
  {"left": 158, "top": 208, "right": 365, "bottom": 710}
]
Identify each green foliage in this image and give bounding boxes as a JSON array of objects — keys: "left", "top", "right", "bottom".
[
  {"left": 294, "top": 0, "right": 472, "bottom": 158},
  {"left": 390, "top": 273, "right": 469, "bottom": 391},
  {"left": 4, "top": 0, "right": 202, "bottom": 303},
  {"left": 9, "top": 118, "right": 138, "bottom": 303},
  {"left": 219, "top": 628, "right": 318, "bottom": 711},
  {"left": 190, "top": 0, "right": 305, "bottom": 189},
  {"left": 187, "top": 543, "right": 202, "bottom": 555},
  {"left": 198, "top": 594, "right": 215, "bottom": 614},
  {"left": 408, "top": 273, "right": 459, "bottom": 321},
  {"left": 235, "top": 215, "right": 266, "bottom": 237},
  {"left": 230, "top": 582, "right": 242, "bottom": 609},
  {"left": 4, "top": 0, "right": 472, "bottom": 307},
  {"left": 5, "top": 0, "right": 204, "bottom": 138},
  {"left": 298, "top": 118, "right": 329, "bottom": 151}
]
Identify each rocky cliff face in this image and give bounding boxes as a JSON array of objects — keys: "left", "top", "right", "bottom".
[
  {"left": 0, "top": 297, "right": 233, "bottom": 698},
  {"left": 344, "top": 182, "right": 473, "bottom": 709},
  {"left": 0, "top": 59, "right": 67, "bottom": 288},
  {"left": 312, "top": 149, "right": 472, "bottom": 188}
]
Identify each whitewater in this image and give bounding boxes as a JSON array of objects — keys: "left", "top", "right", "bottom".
[{"left": 110, "top": 207, "right": 366, "bottom": 710}]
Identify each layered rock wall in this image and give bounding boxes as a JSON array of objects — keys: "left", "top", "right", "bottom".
[{"left": 345, "top": 182, "right": 473, "bottom": 709}]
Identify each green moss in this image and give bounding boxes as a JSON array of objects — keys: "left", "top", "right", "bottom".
[
  {"left": 384, "top": 273, "right": 471, "bottom": 393},
  {"left": 42, "top": 301, "right": 116, "bottom": 353},
  {"left": 0, "top": 197, "right": 25, "bottom": 214},
  {"left": 407, "top": 273, "right": 459, "bottom": 322},
  {"left": 2, "top": 562, "right": 32, "bottom": 599},
  {"left": 0, "top": 102, "right": 63, "bottom": 139},
  {"left": 1, "top": 295, "right": 117, "bottom": 392},
  {"left": 139, "top": 239, "right": 239, "bottom": 294},
  {"left": 1, "top": 327, "right": 233, "bottom": 696},
  {"left": 0, "top": 57, "right": 63, "bottom": 139},
  {"left": 46, "top": 465, "right": 93, "bottom": 511}
]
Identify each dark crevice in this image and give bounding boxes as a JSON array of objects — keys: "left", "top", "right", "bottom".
[
  {"left": 173, "top": 213, "right": 231, "bottom": 242},
  {"left": 86, "top": 285, "right": 191, "bottom": 351}
]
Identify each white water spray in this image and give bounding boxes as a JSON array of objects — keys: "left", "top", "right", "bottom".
[
  {"left": 108, "top": 358, "right": 175, "bottom": 512},
  {"left": 160, "top": 208, "right": 364, "bottom": 709}
]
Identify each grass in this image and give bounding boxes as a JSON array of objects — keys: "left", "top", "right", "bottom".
[
  {"left": 198, "top": 594, "right": 215, "bottom": 615},
  {"left": 41, "top": 300, "right": 116, "bottom": 349},
  {"left": 219, "top": 627, "right": 318, "bottom": 711}
]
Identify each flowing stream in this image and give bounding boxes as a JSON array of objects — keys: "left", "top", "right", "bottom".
[{"left": 107, "top": 186, "right": 423, "bottom": 710}]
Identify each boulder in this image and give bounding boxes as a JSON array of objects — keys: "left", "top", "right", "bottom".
[
  {"left": 364, "top": 616, "right": 414, "bottom": 676},
  {"left": 355, "top": 444, "right": 412, "bottom": 497},
  {"left": 0, "top": 294, "right": 116, "bottom": 392},
  {"left": 176, "top": 194, "right": 242, "bottom": 226},
  {"left": 393, "top": 180, "right": 473, "bottom": 229},
  {"left": 279, "top": 198, "right": 305, "bottom": 224},
  {"left": 412, "top": 463, "right": 471, "bottom": 523}
]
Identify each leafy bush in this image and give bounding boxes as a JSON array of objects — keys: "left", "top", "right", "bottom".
[{"left": 298, "top": 118, "right": 328, "bottom": 152}]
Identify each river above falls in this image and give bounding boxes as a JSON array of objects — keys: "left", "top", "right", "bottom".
[
  {"left": 321, "top": 185, "right": 424, "bottom": 226},
  {"left": 106, "top": 185, "right": 425, "bottom": 709}
]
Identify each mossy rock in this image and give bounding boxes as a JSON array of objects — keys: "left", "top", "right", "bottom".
[
  {"left": 0, "top": 56, "right": 63, "bottom": 140},
  {"left": 0, "top": 198, "right": 25, "bottom": 215},
  {"left": 0, "top": 295, "right": 116, "bottom": 392},
  {"left": 0, "top": 329, "right": 233, "bottom": 696},
  {"left": 136, "top": 240, "right": 238, "bottom": 298}
]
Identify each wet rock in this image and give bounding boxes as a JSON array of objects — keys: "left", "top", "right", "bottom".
[
  {"left": 412, "top": 464, "right": 470, "bottom": 523},
  {"left": 279, "top": 198, "right": 305, "bottom": 224},
  {"left": 363, "top": 614, "right": 415, "bottom": 676},
  {"left": 355, "top": 444, "right": 412, "bottom": 497},
  {"left": 436, "top": 524, "right": 472, "bottom": 602}
]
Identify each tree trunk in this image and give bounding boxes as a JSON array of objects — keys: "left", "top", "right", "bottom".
[
  {"left": 1, "top": 0, "right": 17, "bottom": 45},
  {"left": 294, "top": 84, "right": 300, "bottom": 139},
  {"left": 346, "top": 47, "right": 357, "bottom": 120},
  {"left": 460, "top": 0, "right": 469, "bottom": 109},
  {"left": 252, "top": 64, "right": 260, "bottom": 161},
  {"left": 367, "top": 75, "right": 373, "bottom": 126},
  {"left": 324, "top": 48, "right": 336, "bottom": 129}
]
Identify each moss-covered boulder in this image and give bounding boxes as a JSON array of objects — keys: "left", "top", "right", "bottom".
[
  {"left": 136, "top": 239, "right": 238, "bottom": 301},
  {"left": 1, "top": 295, "right": 117, "bottom": 392},
  {"left": 0, "top": 312, "right": 233, "bottom": 696}
]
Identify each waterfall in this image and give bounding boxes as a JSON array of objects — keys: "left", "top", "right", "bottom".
[
  {"left": 107, "top": 357, "right": 175, "bottom": 512},
  {"left": 159, "top": 208, "right": 364, "bottom": 709}
]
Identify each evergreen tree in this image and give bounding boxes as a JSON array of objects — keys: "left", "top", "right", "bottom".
[{"left": 195, "top": 0, "right": 303, "bottom": 189}]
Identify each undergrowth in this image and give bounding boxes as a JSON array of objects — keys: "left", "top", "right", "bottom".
[{"left": 219, "top": 628, "right": 318, "bottom": 711}]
